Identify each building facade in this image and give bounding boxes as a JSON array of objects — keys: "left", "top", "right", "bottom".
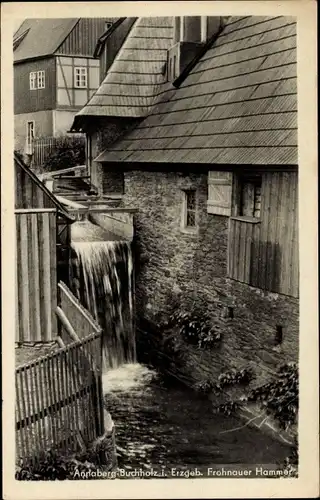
[
  {"left": 14, "top": 18, "right": 111, "bottom": 152},
  {"left": 71, "top": 16, "right": 299, "bottom": 388}
]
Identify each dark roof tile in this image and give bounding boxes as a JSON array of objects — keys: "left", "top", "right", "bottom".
[
  {"left": 76, "top": 17, "right": 174, "bottom": 119},
  {"left": 91, "top": 16, "right": 297, "bottom": 166},
  {"left": 14, "top": 18, "right": 79, "bottom": 62}
]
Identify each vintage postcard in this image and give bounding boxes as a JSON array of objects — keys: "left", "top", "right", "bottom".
[{"left": 1, "top": 1, "right": 319, "bottom": 499}]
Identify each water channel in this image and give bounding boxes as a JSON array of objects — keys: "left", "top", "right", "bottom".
[
  {"left": 71, "top": 219, "right": 291, "bottom": 477},
  {"left": 103, "top": 363, "right": 291, "bottom": 477}
]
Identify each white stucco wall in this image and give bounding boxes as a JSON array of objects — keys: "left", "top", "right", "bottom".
[
  {"left": 14, "top": 110, "right": 53, "bottom": 152},
  {"left": 53, "top": 109, "right": 79, "bottom": 136}
]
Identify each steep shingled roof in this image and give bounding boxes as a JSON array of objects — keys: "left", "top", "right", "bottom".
[
  {"left": 76, "top": 17, "right": 174, "bottom": 118},
  {"left": 14, "top": 18, "right": 79, "bottom": 63},
  {"left": 95, "top": 16, "right": 297, "bottom": 166}
]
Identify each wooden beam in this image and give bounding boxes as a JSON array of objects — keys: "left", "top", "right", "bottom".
[
  {"left": 15, "top": 208, "right": 57, "bottom": 214},
  {"left": 55, "top": 306, "right": 80, "bottom": 342},
  {"left": 55, "top": 335, "right": 66, "bottom": 348}
]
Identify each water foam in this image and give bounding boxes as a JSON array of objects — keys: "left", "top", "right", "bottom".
[{"left": 71, "top": 236, "right": 135, "bottom": 370}]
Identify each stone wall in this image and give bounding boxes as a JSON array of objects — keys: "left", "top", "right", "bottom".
[
  {"left": 122, "top": 170, "right": 299, "bottom": 388},
  {"left": 89, "top": 118, "right": 139, "bottom": 195}
]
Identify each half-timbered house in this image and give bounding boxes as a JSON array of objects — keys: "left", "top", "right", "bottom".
[{"left": 13, "top": 18, "right": 112, "bottom": 152}]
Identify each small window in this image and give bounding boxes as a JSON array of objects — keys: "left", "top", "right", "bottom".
[
  {"left": 37, "top": 70, "right": 45, "bottom": 89},
  {"left": 74, "top": 67, "right": 88, "bottom": 88},
  {"left": 239, "top": 174, "right": 262, "bottom": 219},
  {"left": 26, "top": 121, "right": 34, "bottom": 147},
  {"left": 29, "top": 72, "right": 37, "bottom": 90},
  {"left": 183, "top": 189, "right": 197, "bottom": 229}
]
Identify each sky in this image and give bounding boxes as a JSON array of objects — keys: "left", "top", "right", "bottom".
[{"left": 13, "top": 19, "right": 23, "bottom": 34}]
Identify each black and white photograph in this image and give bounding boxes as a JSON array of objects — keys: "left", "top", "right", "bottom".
[{"left": 1, "top": 2, "right": 318, "bottom": 499}]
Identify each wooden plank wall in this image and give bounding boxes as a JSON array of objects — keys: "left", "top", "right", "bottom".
[
  {"left": 228, "top": 219, "right": 260, "bottom": 285},
  {"left": 14, "top": 57, "right": 56, "bottom": 115},
  {"left": 228, "top": 171, "right": 298, "bottom": 298},
  {"left": 16, "top": 210, "right": 57, "bottom": 342},
  {"left": 57, "top": 19, "right": 107, "bottom": 56},
  {"left": 15, "top": 163, "right": 56, "bottom": 210}
]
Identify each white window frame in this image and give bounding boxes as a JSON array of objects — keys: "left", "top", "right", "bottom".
[
  {"left": 37, "top": 70, "right": 45, "bottom": 89},
  {"left": 74, "top": 66, "right": 88, "bottom": 88},
  {"left": 29, "top": 72, "right": 37, "bottom": 90},
  {"left": 26, "top": 121, "right": 35, "bottom": 147}
]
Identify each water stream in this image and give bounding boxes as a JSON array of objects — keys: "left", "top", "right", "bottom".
[
  {"left": 71, "top": 221, "right": 135, "bottom": 369},
  {"left": 103, "top": 363, "right": 291, "bottom": 477},
  {"left": 70, "top": 220, "right": 291, "bottom": 476}
]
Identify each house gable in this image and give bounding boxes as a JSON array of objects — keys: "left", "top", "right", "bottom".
[
  {"left": 13, "top": 19, "right": 79, "bottom": 63},
  {"left": 56, "top": 18, "right": 111, "bottom": 57}
]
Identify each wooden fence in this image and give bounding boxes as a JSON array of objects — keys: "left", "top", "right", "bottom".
[
  {"left": 32, "top": 136, "right": 85, "bottom": 169},
  {"left": 16, "top": 209, "right": 57, "bottom": 342},
  {"left": 15, "top": 330, "right": 104, "bottom": 467}
]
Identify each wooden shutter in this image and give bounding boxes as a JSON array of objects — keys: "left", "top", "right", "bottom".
[{"left": 207, "top": 171, "right": 233, "bottom": 216}]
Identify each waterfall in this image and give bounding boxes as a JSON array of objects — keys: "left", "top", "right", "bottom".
[{"left": 71, "top": 231, "right": 135, "bottom": 370}]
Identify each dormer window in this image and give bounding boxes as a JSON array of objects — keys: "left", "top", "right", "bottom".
[{"left": 169, "top": 16, "right": 223, "bottom": 85}]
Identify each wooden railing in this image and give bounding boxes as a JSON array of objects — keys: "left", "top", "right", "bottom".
[{"left": 15, "top": 330, "right": 104, "bottom": 467}]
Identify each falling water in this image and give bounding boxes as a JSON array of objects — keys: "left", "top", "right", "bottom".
[{"left": 71, "top": 222, "right": 135, "bottom": 370}]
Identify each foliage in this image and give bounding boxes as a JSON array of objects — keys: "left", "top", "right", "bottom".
[
  {"left": 15, "top": 450, "right": 101, "bottom": 481},
  {"left": 214, "top": 400, "right": 240, "bottom": 416},
  {"left": 247, "top": 362, "right": 298, "bottom": 431},
  {"left": 196, "top": 363, "right": 298, "bottom": 428},
  {"left": 166, "top": 309, "right": 221, "bottom": 349},
  {"left": 42, "top": 135, "right": 85, "bottom": 172},
  {"left": 217, "top": 368, "right": 254, "bottom": 389},
  {"left": 195, "top": 368, "right": 254, "bottom": 396}
]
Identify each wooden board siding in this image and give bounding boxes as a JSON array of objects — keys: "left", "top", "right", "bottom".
[
  {"left": 16, "top": 211, "right": 57, "bottom": 342},
  {"left": 57, "top": 19, "right": 107, "bottom": 56},
  {"left": 15, "top": 162, "right": 57, "bottom": 210},
  {"left": 228, "top": 171, "right": 298, "bottom": 298},
  {"left": 228, "top": 219, "right": 260, "bottom": 284},
  {"left": 14, "top": 57, "right": 56, "bottom": 115}
]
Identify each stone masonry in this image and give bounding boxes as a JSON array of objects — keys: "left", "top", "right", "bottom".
[{"left": 121, "top": 170, "right": 299, "bottom": 388}]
